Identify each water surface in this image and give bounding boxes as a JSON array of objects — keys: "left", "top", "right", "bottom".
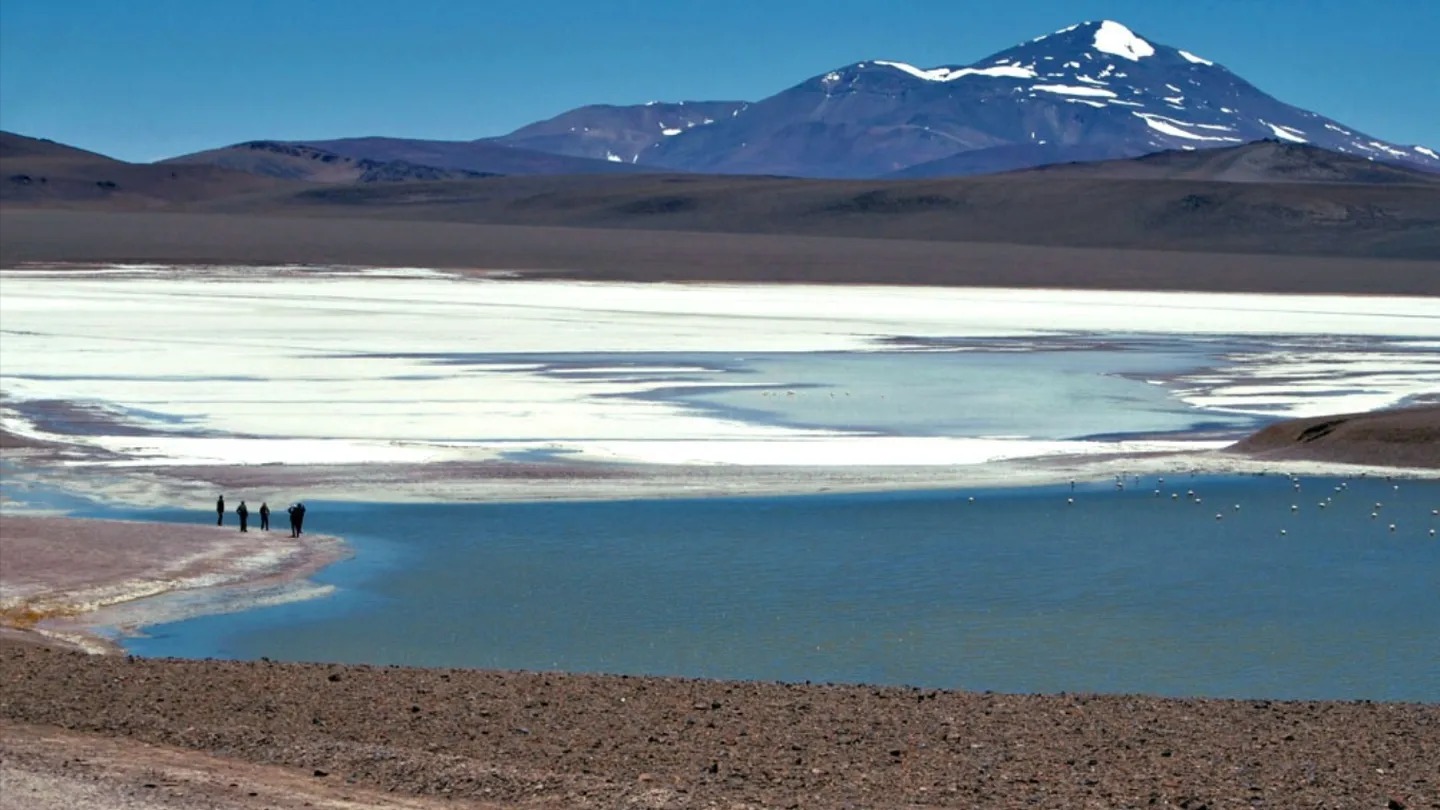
[{"left": 114, "top": 474, "right": 1440, "bottom": 702}]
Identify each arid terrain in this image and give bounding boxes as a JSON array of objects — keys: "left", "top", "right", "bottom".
[
  {"left": 1232, "top": 404, "right": 1440, "bottom": 469},
  {"left": 4, "top": 128, "right": 1439, "bottom": 807},
  {"left": 4, "top": 642, "right": 1438, "bottom": 810},
  {"left": 3, "top": 405, "right": 1438, "bottom": 807}
]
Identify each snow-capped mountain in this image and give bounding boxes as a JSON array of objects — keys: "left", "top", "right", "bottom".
[
  {"left": 585, "top": 20, "right": 1438, "bottom": 178},
  {"left": 493, "top": 101, "right": 748, "bottom": 165}
]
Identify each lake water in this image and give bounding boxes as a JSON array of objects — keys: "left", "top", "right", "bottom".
[{"left": 109, "top": 474, "right": 1440, "bottom": 702}]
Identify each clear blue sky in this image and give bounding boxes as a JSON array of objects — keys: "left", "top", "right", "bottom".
[{"left": 2, "top": 0, "right": 1435, "bottom": 162}]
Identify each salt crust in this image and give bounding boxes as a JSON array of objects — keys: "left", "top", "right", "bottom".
[{"left": 2, "top": 267, "right": 1437, "bottom": 469}]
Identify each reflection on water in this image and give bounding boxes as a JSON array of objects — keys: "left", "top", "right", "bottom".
[{"left": 118, "top": 474, "right": 1440, "bottom": 701}]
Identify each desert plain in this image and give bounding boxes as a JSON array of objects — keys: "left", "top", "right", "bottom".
[{"left": 3, "top": 150, "right": 1440, "bottom": 809}]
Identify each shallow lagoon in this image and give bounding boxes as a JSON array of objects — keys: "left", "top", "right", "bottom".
[{"left": 116, "top": 474, "right": 1440, "bottom": 702}]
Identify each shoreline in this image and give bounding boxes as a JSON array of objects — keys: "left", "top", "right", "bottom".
[
  {"left": 3, "top": 449, "right": 1434, "bottom": 658},
  {"left": 0, "top": 514, "right": 348, "bottom": 654},
  {"left": 3, "top": 404, "right": 1436, "bottom": 658}
]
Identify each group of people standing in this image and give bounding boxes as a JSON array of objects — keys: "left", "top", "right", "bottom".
[{"left": 216, "top": 495, "right": 306, "bottom": 537}]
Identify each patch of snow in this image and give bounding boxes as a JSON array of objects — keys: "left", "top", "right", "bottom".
[
  {"left": 1133, "top": 112, "right": 1244, "bottom": 142},
  {"left": 1220, "top": 107, "right": 1235, "bottom": 113},
  {"left": 1178, "top": 49, "right": 1214, "bottom": 66},
  {"left": 823, "top": 71, "right": 841, "bottom": 82},
  {"left": 1064, "top": 61, "right": 1080, "bottom": 68},
  {"left": 605, "top": 152, "right": 623, "bottom": 163},
  {"left": 1367, "top": 140, "right": 1409, "bottom": 158},
  {"left": 1107, "top": 99, "right": 1145, "bottom": 107},
  {"left": 1415, "top": 145, "right": 1439, "bottom": 159},
  {"left": 1164, "top": 96, "right": 1185, "bottom": 105},
  {"left": 1075, "top": 75, "right": 1108, "bottom": 85},
  {"left": 1033, "top": 84, "right": 1117, "bottom": 98},
  {"left": 1092, "top": 20, "right": 1155, "bottom": 61},
  {"left": 1065, "top": 98, "right": 1107, "bottom": 108},
  {"left": 1262, "top": 121, "right": 1308, "bottom": 143},
  {"left": 1324, "top": 123, "right": 1351, "bottom": 134},
  {"left": 661, "top": 128, "right": 683, "bottom": 136},
  {"left": 1166, "top": 83, "right": 1182, "bottom": 93},
  {"left": 875, "top": 60, "right": 1037, "bottom": 81}
]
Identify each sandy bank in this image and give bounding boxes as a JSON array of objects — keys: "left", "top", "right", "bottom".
[{"left": 0, "top": 515, "right": 346, "bottom": 652}]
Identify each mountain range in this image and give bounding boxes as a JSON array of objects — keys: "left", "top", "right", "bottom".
[{"left": 163, "top": 20, "right": 1436, "bottom": 180}]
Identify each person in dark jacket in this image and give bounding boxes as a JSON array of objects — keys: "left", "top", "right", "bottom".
[
  {"left": 294, "top": 502, "right": 306, "bottom": 536},
  {"left": 236, "top": 500, "right": 249, "bottom": 533},
  {"left": 216, "top": 494, "right": 225, "bottom": 526},
  {"left": 258, "top": 502, "right": 270, "bottom": 531},
  {"left": 287, "top": 504, "right": 299, "bottom": 538}
]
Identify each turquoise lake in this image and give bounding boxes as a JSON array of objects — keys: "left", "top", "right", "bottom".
[{"left": 108, "top": 474, "right": 1440, "bottom": 702}]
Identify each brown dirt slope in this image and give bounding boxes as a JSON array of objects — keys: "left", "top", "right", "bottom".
[
  {"left": 1230, "top": 404, "right": 1440, "bottom": 468},
  {"left": 212, "top": 168, "right": 1440, "bottom": 260},
  {"left": 3, "top": 644, "right": 1437, "bottom": 809},
  {"left": 5, "top": 209, "right": 1440, "bottom": 296},
  {"left": 6, "top": 132, "right": 1440, "bottom": 260},
  {"left": 162, "top": 141, "right": 495, "bottom": 184},
  {"left": 1, "top": 131, "right": 295, "bottom": 208},
  {"left": 1018, "top": 140, "right": 1440, "bottom": 185}
]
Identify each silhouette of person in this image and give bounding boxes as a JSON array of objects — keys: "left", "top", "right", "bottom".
[
  {"left": 287, "top": 504, "right": 299, "bottom": 538},
  {"left": 295, "top": 502, "right": 306, "bottom": 536},
  {"left": 259, "top": 502, "right": 270, "bottom": 531},
  {"left": 236, "top": 500, "right": 249, "bottom": 533},
  {"left": 216, "top": 495, "right": 225, "bottom": 526}
]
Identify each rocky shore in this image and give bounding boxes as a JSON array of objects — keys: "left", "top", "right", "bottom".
[{"left": 2, "top": 644, "right": 1436, "bottom": 809}]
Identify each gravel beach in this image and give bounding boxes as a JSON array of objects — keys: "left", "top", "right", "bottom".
[{"left": 3, "top": 643, "right": 1438, "bottom": 809}]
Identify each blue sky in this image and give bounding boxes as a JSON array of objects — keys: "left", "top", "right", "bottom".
[{"left": 2, "top": 0, "right": 1435, "bottom": 162}]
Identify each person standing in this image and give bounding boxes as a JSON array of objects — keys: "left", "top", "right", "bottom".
[
  {"left": 236, "top": 500, "right": 249, "bottom": 532},
  {"left": 287, "top": 504, "right": 299, "bottom": 538},
  {"left": 294, "top": 502, "right": 306, "bottom": 536},
  {"left": 216, "top": 495, "right": 225, "bottom": 526},
  {"left": 259, "top": 502, "right": 270, "bottom": 531}
]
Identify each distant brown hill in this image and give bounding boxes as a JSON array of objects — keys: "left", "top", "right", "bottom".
[
  {"left": 169, "top": 136, "right": 650, "bottom": 178},
  {"left": 1230, "top": 405, "right": 1440, "bottom": 469},
  {"left": 161, "top": 141, "right": 496, "bottom": 184},
  {"left": 208, "top": 142, "right": 1440, "bottom": 260},
  {"left": 1019, "top": 140, "right": 1440, "bottom": 185},
  {"left": 1, "top": 132, "right": 294, "bottom": 208},
  {"left": 5, "top": 134, "right": 1440, "bottom": 262}
]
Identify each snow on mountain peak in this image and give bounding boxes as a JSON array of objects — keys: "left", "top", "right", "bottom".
[
  {"left": 1088, "top": 21, "right": 1157, "bottom": 61},
  {"left": 872, "top": 60, "right": 1037, "bottom": 82},
  {"left": 1178, "top": 49, "right": 1214, "bottom": 66},
  {"left": 1092, "top": 20, "right": 1155, "bottom": 61}
]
